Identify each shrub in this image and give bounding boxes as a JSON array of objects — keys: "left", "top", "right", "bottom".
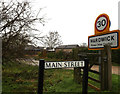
[{"left": 47, "top": 52, "right": 55, "bottom": 59}]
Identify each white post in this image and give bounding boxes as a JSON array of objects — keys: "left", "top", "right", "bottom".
[
  {"left": 118, "top": 1, "right": 120, "bottom": 30},
  {"left": 0, "top": 36, "right": 2, "bottom": 93}
]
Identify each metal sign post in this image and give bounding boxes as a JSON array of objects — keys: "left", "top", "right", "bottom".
[
  {"left": 82, "top": 58, "right": 89, "bottom": 94},
  {"left": 37, "top": 60, "right": 45, "bottom": 94}
]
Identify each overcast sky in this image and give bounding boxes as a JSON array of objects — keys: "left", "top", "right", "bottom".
[{"left": 4, "top": 0, "right": 120, "bottom": 46}]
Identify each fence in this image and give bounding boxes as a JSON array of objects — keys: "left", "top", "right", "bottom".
[
  {"left": 79, "top": 44, "right": 112, "bottom": 91},
  {"left": 37, "top": 45, "right": 112, "bottom": 94}
]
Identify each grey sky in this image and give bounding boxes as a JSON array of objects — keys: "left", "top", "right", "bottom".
[{"left": 2, "top": 0, "right": 120, "bottom": 46}]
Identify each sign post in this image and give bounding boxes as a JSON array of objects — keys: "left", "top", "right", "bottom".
[
  {"left": 118, "top": 6, "right": 120, "bottom": 91},
  {"left": 37, "top": 59, "right": 89, "bottom": 94},
  {"left": 88, "top": 13, "right": 120, "bottom": 91},
  {"left": 37, "top": 59, "right": 45, "bottom": 94},
  {"left": 100, "top": 44, "right": 112, "bottom": 91},
  {"left": 89, "top": 13, "right": 120, "bottom": 50},
  {"left": 104, "top": 44, "right": 112, "bottom": 90},
  {"left": 82, "top": 58, "right": 89, "bottom": 94}
]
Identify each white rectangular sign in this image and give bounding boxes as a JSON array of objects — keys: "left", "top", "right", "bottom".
[
  {"left": 89, "top": 32, "right": 119, "bottom": 49},
  {"left": 45, "top": 61, "right": 85, "bottom": 69}
]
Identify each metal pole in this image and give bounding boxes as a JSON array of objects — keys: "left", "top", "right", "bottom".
[
  {"left": 37, "top": 59, "right": 45, "bottom": 94},
  {"left": 82, "top": 58, "right": 89, "bottom": 94}
]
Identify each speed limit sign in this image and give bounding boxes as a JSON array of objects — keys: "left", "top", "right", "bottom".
[
  {"left": 96, "top": 16, "right": 107, "bottom": 31},
  {"left": 95, "top": 14, "right": 110, "bottom": 35}
]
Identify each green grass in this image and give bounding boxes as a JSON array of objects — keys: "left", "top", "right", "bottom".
[
  {"left": 112, "top": 62, "right": 120, "bottom": 66},
  {"left": 2, "top": 62, "right": 39, "bottom": 93},
  {"left": 43, "top": 69, "right": 82, "bottom": 93},
  {"left": 88, "top": 72, "right": 120, "bottom": 93},
  {"left": 2, "top": 61, "right": 120, "bottom": 93}
]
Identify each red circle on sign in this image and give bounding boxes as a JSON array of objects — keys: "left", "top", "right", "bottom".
[{"left": 95, "top": 14, "right": 109, "bottom": 32}]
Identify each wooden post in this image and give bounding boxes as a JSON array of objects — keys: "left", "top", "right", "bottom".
[
  {"left": 82, "top": 58, "right": 89, "bottom": 94},
  {"left": 74, "top": 54, "right": 83, "bottom": 84},
  {"left": 100, "top": 50, "right": 105, "bottom": 90},
  {"left": 104, "top": 44, "right": 112, "bottom": 90},
  {"left": 101, "top": 44, "right": 112, "bottom": 91},
  {"left": 74, "top": 68, "right": 82, "bottom": 84},
  {"left": 43, "top": 49, "right": 47, "bottom": 58},
  {"left": 38, "top": 59, "right": 45, "bottom": 94},
  {"left": 98, "top": 50, "right": 101, "bottom": 81}
]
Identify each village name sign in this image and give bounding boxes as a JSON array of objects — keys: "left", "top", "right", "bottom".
[
  {"left": 89, "top": 32, "right": 118, "bottom": 49},
  {"left": 87, "top": 13, "right": 120, "bottom": 91},
  {"left": 88, "top": 13, "right": 120, "bottom": 50}
]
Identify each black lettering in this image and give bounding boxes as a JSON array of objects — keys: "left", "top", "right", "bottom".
[
  {"left": 81, "top": 61, "right": 84, "bottom": 67},
  {"left": 96, "top": 38, "right": 98, "bottom": 42},
  {"left": 71, "top": 62, "right": 74, "bottom": 67},
  {"left": 107, "top": 36, "right": 110, "bottom": 41},
  {"left": 97, "top": 21, "right": 101, "bottom": 28},
  {"left": 58, "top": 62, "right": 62, "bottom": 67},
  {"left": 111, "top": 35, "right": 114, "bottom": 40},
  {"left": 91, "top": 40, "right": 93, "bottom": 42},
  {"left": 68, "top": 62, "right": 70, "bottom": 67},
  {"left": 101, "top": 37, "right": 105, "bottom": 41},
  {"left": 98, "top": 38, "right": 101, "bottom": 42},
  {"left": 78, "top": 62, "right": 80, "bottom": 67},
  {"left": 64, "top": 62, "right": 67, "bottom": 67},
  {"left": 91, "top": 39, "right": 95, "bottom": 43},
  {"left": 102, "top": 19, "right": 106, "bottom": 26},
  {"left": 52, "top": 63, "right": 56, "bottom": 68},
  {"left": 75, "top": 62, "right": 77, "bottom": 67},
  {"left": 46, "top": 63, "right": 51, "bottom": 68}
]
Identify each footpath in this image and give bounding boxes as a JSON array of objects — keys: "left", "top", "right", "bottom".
[{"left": 91, "top": 65, "right": 120, "bottom": 75}]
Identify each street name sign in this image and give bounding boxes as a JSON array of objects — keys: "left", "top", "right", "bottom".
[
  {"left": 45, "top": 61, "right": 85, "bottom": 69},
  {"left": 88, "top": 30, "right": 120, "bottom": 50},
  {"left": 38, "top": 59, "right": 89, "bottom": 94}
]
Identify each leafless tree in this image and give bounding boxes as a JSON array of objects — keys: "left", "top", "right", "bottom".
[
  {"left": 0, "top": 0, "right": 46, "bottom": 62},
  {"left": 79, "top": 43, "right": 87, "bottom": 47},
  {"left": 40, "top": 31, "right": 63, "bottom": 49}
]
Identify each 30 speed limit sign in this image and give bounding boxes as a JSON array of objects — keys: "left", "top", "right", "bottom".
[
  {"left": 95, "top": 14, "right": 110, "bottom": 35},
  {"left": 96, "top": 16, "right": 107, "bottom": 31}
]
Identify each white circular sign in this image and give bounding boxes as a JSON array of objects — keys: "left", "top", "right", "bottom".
[{"left": 96, "top": 16, "right": 108, "bottom": 31}]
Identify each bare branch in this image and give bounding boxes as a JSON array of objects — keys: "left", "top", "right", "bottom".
[
  {"left": 1, "top": 0, "right": 46, "bottom": 62},
  {"left": 40, "top": 31, "right": 63, "bottom": 49}
]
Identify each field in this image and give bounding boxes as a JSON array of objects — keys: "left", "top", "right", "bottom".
[{"left": 2, "top": 61, "right": 120, "bottom": 93}]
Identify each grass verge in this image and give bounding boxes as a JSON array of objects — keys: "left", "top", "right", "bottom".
[{"left": 2, "top": 61, "right": 120, "bottom": 94}]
